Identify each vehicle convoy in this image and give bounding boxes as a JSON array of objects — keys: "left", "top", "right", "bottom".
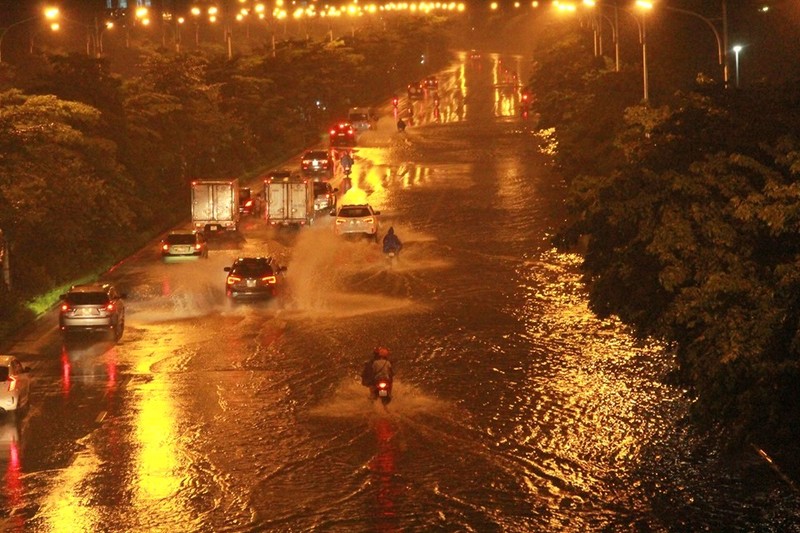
[
  {"left": 59, "top": 283, "right": 126, "bottom": 341},
  {"left": 264, "top": 174, "right": 315, "bottom": 227},
  {"left": 191, "top": 179, "right": 240, "bottom": 233},
  {"left": 224, "top": 256, "right": 287, "bottom": 301}
]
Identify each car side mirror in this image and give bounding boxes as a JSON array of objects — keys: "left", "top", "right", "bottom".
[
  {"left": 224, "top": 267, "right": 231, "bottom": 272},
  {"left": 58, "top": 294, "right": 67, "bottom": 300}
]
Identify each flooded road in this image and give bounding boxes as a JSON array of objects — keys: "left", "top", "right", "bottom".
[{"left": 1, "top": 52, "right": 798, "bottom": 532}]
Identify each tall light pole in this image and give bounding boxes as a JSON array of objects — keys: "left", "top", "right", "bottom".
[
  {"left": 732, "top": 44, "right": 742, "bottom": 88},
  {"left": 0, "top": 6, "right": 59, "bottom": 63},
  {"left": 635, "top": 1, "right": 652, "bottom": 103}
]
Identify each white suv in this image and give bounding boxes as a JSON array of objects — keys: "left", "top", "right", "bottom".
[{"left": 333, "top": 204, "right": 380, "bottom": 240}]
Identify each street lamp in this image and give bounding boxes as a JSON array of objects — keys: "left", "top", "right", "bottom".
[
  {"left": 0, "top": 6, "right": 59, "bottom": 62},
  {"left": 732, "top": 44, "right": 742, "bottom": 88},
  {"left": 635, "top": 0, "right": 653, "bottom": 103}
]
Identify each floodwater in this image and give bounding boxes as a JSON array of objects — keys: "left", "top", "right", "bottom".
[{"left": 1, "top": 52, "right": 798, "bottom": 532}]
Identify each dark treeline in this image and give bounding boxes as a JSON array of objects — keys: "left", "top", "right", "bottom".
[
  {"left": 0, "top": 15, "right": 457, "bottom": 339},
  {"left": 530, "top": 20, "right": 800, "bottom": 470}
]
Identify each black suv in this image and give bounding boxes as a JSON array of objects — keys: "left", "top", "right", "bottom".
[
  {"left": 224, "top": 257, "right": 287, "bottom": 301},
  {"left": 59, "top": 283, "right": 126, "bottom": 341},
  {"left": 301, "top": 150, "right": 333, "bottom": 179}
]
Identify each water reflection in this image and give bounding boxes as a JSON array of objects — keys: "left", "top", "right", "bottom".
[{"left": 369, "top": 417, "right": 400, "bottom": 533}]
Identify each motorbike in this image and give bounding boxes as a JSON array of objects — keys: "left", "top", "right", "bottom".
[
  {"left": 371, "top": 378, "right": 393, "bottom": 406},
  {"left": 341, "top": 166, "right": 352, "bottom": 194}
]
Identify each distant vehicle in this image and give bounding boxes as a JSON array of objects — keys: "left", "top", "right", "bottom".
[
  {"left": 348, "top": 107, "right": 375, "bottom": 131},
  {"left": 191, "top": 179, "right": 240, "bottom": 234},
  {"left": 301, "top": 150, "right": 334, "bottom": 179},
  {"left": 59, "top": 283, "right": 126, "bottom": 341},
  {"left": 468, "top": 49, "right": 481, "bottom": 60},
  {"left": 422, "top": 76, "right": 438, "bottom": 90},
  {"left": 329, "top": 122, "right": 357, "bottom": 148},
  {"left": 239, "top": 187, "right": 261, "bottom": 216},
  {"left": 264, "top": 174, "right": 315, "bottom": 227},
  {"left": 160, "top": 230, "right": 208, "bottom": 260},
  {"left": 224, "top": 257, "right": 287, "bottom": 301},
  {"left": 313, "top": 181, "right": 336, "bottom": 211},
  {"left": 333, "top": 203, "right": 380, "bottom": 240},
  {"left": 0, "top": 355, "right": 31, "bottom": 416},
  {"left": 407, "top": 82, "right": 424, "bottom": 100}
]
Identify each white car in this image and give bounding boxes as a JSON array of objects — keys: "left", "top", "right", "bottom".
[
  {"left": 0, "top": 355, "right": 31, "bottom": 416},
  {"left": 333, "top": 204, "right": 380, "bottom": 240}
]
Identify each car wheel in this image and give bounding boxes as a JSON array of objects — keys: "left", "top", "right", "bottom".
[{"left": 113, "top": 320, "right": 124, "bottom": 342}]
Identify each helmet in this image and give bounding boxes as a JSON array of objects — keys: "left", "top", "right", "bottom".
[{"left": 374, "top": 346, "right": 390, "bottom": 358}]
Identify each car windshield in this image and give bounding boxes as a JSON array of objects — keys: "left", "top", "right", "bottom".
[
  {"left": 339, "top": 207, "right": 372, "bottom": 218},
  {"left": 66, "top": 292, "right": 109, "bottom": 305},
  {"left": 0, "top": 367, "right": 8, "bottom": 381},
  {"left": 306, "top": 152, "right": 328, "bottom": 160},
  {"left": 167, "top": 233, "right": 196, "bottom": 245},
  {"left": 240, "top": 188, "right": 252, "bottom": 200},
  {"left": 232, "top": 260, "right": 273, "bottom": 277},
  {"left": 349, "top": 113, "right": 368, "bottom": 121}
]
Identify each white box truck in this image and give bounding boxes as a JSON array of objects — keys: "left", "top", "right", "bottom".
[
  {"left": 191, "top": 179, "right": 240, "bottom": 233},
  {"left": 264, "top": 175, "right": 315, "bottom": 227}
]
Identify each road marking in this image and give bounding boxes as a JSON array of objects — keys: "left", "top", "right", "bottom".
[{"left": 95, "top": 411, "right": 107, "bottom": 423}]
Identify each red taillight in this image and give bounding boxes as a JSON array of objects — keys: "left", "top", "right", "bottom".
[
  {"left": 363, "top": 217, "right": 374, "bottom": 224},
  {"left": 106, "top": 303, "right": 115, "bottom": 312},
  {"left": 195, "top": 243, "right": 202, "bottom": 250},
  {"left": 392, "top": 98, "right": 398, "bottom": 106},
  {"left": 330, "top": 129, "right": 336, "bottom": 135},
  {"left": 227, "top": 275, "right": 242, "bottom": 285},
  {"left": 60, "top": 303, "right": 70, "bottom": 313},
  {"left": 261, "top": 275, "right": 277, "bottom": 284},
  {"left": 7, "top": 376, "right": 16, "bottom": 392},
  {"left": 377, "top": 381, "right": 388, "bottom": 389},
  {"left": 244, "top": 200, "right": 253, "bottom": 208},
  {"left": 302, "top": 159, "right": 311, "bottom": 165},
  {"left": 161, "top": 243, "right": 169, "bottom": 251}
]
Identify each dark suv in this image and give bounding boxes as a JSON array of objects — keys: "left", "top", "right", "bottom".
[
  {"left": 224, "top": 257, "right": 287, "bottom": 301},
  {"left": 301, "top": 150, "right": 333, "bottom": 179},
  {"left": 59, "top": 283, "right": 126, "bottom": 341}
]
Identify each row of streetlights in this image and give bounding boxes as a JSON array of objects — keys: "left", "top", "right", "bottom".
[
  {"left": 1, "top": 2, "right": 467, "bottom": 62},
  {"left": 556, "top": 0, "right": 745, "bottom": 103}
]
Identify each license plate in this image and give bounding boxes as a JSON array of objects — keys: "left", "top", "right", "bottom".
[
  {"left": 246, "top": 279, "right": 256, "bottom": 287},
  {"left": 378, "top": 390, "right": 388, "bottom": 397},
  {"left": 209, "top": 225, "right": 219, "bottom": 231}
]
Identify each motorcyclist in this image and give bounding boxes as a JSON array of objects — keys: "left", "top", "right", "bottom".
[
  {"left": 382, "top": 227, "right": 402, "bottom": 255},
  {"left": 396, "top": 118, "right": 406, "bottom": 132},
  {"left": 361, "top": 346, "right": 394, "bottom": 399},
  {"left": 340, "top": 151, "right": 354, "bottom": 174}
]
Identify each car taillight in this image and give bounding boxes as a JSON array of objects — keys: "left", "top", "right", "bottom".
[
  {"left": 161, "top": 243, "right": 169, "bottom": 251},
  {"left": 364, "top": 217, "right": 374, "bottom": 224},
  {"left": 330, "top": 129, "right": 336, "bottom": 135},
  {"left": 377, "top": 381, "right": 388, "bottom": 389},
  {"left": 261, "top": 275, "right": 277, "bottom": 284},
  {"left": 244, "top": 199, "right": 253, "bottom": 207},
  {"left": 7, "top": 376, "right": 16, "bottom": 392},
  {"left": 60, "top": 303, "right": 70, "bottom": 313},
  {"left": 336, "top": 219, "right": 346, "bottom": 224},
  {"left": 227, "top": 275, "right": 242, "bottom": 285},
  {"left": 195, "top": 243, "right": 202, "bottom": 250},
  {"left": 106, "top": 303, "right": 115, "bottom": 312}
]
